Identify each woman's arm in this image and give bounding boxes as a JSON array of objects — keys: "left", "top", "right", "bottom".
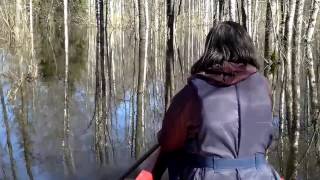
[{"left": 158, "top": 84, "right": 197, "bottom": 152}]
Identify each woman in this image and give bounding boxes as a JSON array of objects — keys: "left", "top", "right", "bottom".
[{"left": 153, "top": 21, "right": 280, "bottom": 180}]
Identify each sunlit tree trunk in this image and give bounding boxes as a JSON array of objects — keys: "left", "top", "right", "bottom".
[
  {"left": 251, "top": 0, "right": 258, "bottom": 34},
  {"left": 15, "top": 0, "right": 22, "bottom": 44},
  {"left": 130, "top": 29, "right": 138, "bottom": 157},
  {"left": 205, "top": 0, "right": 210, "bottom": 28},
  {"left": 275, "top": 1, "right": 287, "bottom": 175},
  {"left": 286, "top": 0, "right": 302, "bottom": 179},
  {"left": 211, "top": 0, "right": 215, "bottom": 24},
  {"left": 154, "top": 0, "right": 159, "bottom": 80},
  {"left": 135, "top": 0, "right": 149, "bottom": 158},
  {"left": 0, "top": 83, "right": 17, "bottom": 180},
  {"left": 229, "top": 0, "right": 236, "bottom": 21},
  {"left": 187, "top": 0, "right": 191, "bottom": 68},
  {"left": 62, "top": 0, "right": 75, "bottom": 175},
  {"left": 305, "top": 0, "right": 320, "bottom": 161},
  {"left": 284, "top": 0, "right": 296, "bottom": 141},
  {"left": 29, "top": 0, "right": 35, "bottom": 73}
]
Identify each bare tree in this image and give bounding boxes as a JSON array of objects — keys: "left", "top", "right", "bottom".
[
  {"left": 135, "top": 0, "right": 149, "bottom": 158},
  {"left": 62, "top": 0, "right": 75, "bottom": 175},
  {"left": 264, "top": 0, "right": 277, "bottom": 83},
  {"left": 305, "top": 0, "right": 320, "bottom": 161},
  {"left": 286, "top": 0, "right": 304, "bottom": 179},
  {"left": 165, "top": 0, "right": 176, "bottom": 110},
  {"left": 229, "top": 0, "right": 237, "bottom": 21},
  {"left": 283, "top": 0, "right": 296, "bottom": 140}
]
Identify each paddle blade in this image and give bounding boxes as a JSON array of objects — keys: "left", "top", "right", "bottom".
[{"left": 136, "top": 170, "right": 153, "bottom": 180}]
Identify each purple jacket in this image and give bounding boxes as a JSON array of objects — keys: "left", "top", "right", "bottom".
[{"left": 158, "top": 63, "right": 279, "bottom": 180}]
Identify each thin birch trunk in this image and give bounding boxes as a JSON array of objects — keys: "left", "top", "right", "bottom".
[
  {"left": 306, "top": 0, "right": 320, "bottom": 128},
  {"left": 135, "top": 0, "right": 149, "bottom": 158},
  {"left": 15, "top": 0, "right": 22, "bottom": 44},
  {"left": 18, "top": 83, "right": 34, "bottom": 180},
  {"left": 29, "top": 0, "right": 36, "bottom": 77},
  {"left": 286, "top": 0, "right": 303, "bottom": 179},
  {"left": 264, "top": 0, "right": 274, "bottom": 80},
  {"left": 218, "top": 0, "right": 224, "bottom": 21},
  {"left": 229, "top": 0, "right": 237, "bottom": 21},
  {"left": 305, "top": 0, "right": 320, "bottom": 161},
  {"left": 100, "top": 0, "right": 108, "bottom": 164},
  {"left": 241, "top": 0, "right": 247, "bottom": 29},
  {"left": 284, "top": 0, "right": 296, "bottom": 139},
  {"left": 63, "top": 0, "right": 75, "bottom": 175},
  {"left": 165, "top": 0, "right": 175, "bottom": 110},
  {"left": 246, "top": 0, "right": 253, "bottom": 36}
]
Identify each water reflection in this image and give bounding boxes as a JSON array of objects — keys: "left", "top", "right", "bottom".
[
  {"left": 0, "top": 7, "right": 319, "bottom": 180},
  {"left": 1, "top": 16, "right": 185, "bottom": 178}
]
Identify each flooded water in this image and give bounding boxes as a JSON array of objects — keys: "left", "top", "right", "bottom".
[
  {"left": 0, "top": 12, "right": 207, "bottom": 179},
  {"left": 0, "top": 2, "right": 320, "bottom": 180}
]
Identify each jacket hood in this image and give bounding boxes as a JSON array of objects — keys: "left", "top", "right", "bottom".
[{"left": 190, "top": 62, "right": 257, "bottom": 86}]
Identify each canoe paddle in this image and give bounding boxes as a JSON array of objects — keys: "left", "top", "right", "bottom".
[{"left": 120, "top": 144, "right": 160, "bottom": 180}]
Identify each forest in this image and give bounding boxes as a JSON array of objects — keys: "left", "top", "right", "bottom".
[{"left": 0, "top": 0, "right": 319, "bottom": 179}]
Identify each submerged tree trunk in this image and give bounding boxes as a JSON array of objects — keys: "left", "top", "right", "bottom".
[
  {"left": 165, "top": 0, "right": 175, "bottom": 110},
  {"left": 92, "top": 0, "right": 109, "bottom": 165},
  {"left": 135, "top": 0, "right": 149, "bottom": 158},
  {"left": 18, "top": 83, "right": 34, "bottom": 180},
  {"left": 63, "top": 0, "right": 75, "bottom": 175},
  {"left": 99, "top": 0, "right": 108, "bottom": 164},
  {"left": 0, "top": 83, "right": 17, "bottom": 180}
]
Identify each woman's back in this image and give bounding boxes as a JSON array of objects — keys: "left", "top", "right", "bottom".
[
  {"left": 177, "top": 72, "right": 279, "bottom": 180},
  {"left": 190, "top": 72, "right": 273, "bottom": 157}
]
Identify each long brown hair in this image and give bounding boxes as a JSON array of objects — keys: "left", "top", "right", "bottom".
[{"left": 191, "top": 21, "right": 259, "bottom": 74}]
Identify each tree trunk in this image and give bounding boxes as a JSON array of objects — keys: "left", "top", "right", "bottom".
[
  {"left": 100, "top": 0, "right": 108, "bottom": 164},
  {"left": 241, "top": 0, "right": 247, "bottom": 29},
  {"left": 284, "top": 0, "right": 296, "bottom": 140},
  {"left": 305, "top": 0, "right": 320, "bottom": 162},
  {"left": 15, "top": 0, "right": 22, "bottom": 44},
  {"left": 286, "top": 0, "right": 303, "bottom": 179},
  {"left": 135, "top": 0, "right": 149, "bottom": 158},
  {"left": 264, "top": 0, "right": 273, "bottom": 79},
  {"left": 165, "top": 0, "right": 175, "bottom": 110},
  {"left": 18, "top": 83, "right": 34, "bottom": 180},
  {"left": 242, "top": 0, "right": 252, "bottom": 36},
  {"left": 229, "top": 0, "right": 237, "bottom": 21},
  {"left": 63, "top": 0, "right": 75, "bottom": 175},
  {"left": 218, "top": 0, "right": 224, "bottom": 21},
  {"left": 306, "top": 0, "right": 320, "bottom": 126},
  {"left": 29, "top": 0, "right": 36, "bottom": 76},
  {"left": 264, "top": 0, "right": 277, "bottom": 83},
  {"left": 0, "top": 83, "right": 17, "bottom": 180}
]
